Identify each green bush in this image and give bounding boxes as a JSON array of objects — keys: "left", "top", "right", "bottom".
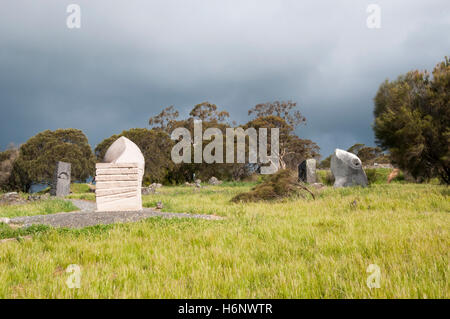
[
  {"left": 317, "top": 170, "right": 334, "bottom": 186},
  {"left": 365, "top": 168, "right": 405, "bottom": 184},
  {"left": 365, "top": 169, "right": 379, "bottom": 184},
  {"left": 317, "top": 168, "right": 408, "bottom": 185},
  {"left": 8, "top": 129, "right": 95, "bottom": 191},
  {"left": 231, "top": 169, "right": 313, "bottom": 202}
]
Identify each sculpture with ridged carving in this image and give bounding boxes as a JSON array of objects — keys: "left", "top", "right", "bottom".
[{"left": 95, "top": 136, "right": 145, "bottom": 212}]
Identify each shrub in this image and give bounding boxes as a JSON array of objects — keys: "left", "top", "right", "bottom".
[
  {"left": 0, "top": 146, "right": 19, "bottom": 190},
  {"left": 373, "top": 57, "right": 450, "bottom": 184},
  {"left": 8, "top": 129, "right": 95, "bottom": 192},
  {"left": 318, "top": 156, "right": 331, "bottom": 169},
  {"left": 231, "top": 169, "right": 314, "bottom": 202},
  {"left": 317, "top": 170, "right": 334, "bottom": 186},
  {"left": 365, "top": 168, "right": 405, "bottom": 184},
  {"left": 317, "top": 168, "right": 406, "bottom": 185},
  {"left": 364, "top": 169, "right": 379, "bottom": 185}
]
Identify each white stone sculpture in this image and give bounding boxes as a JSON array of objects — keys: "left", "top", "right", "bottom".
[
  {"left": 95, "top": 137, "right": 145, "bottom": 211},
  {"left": 331, "top": 148, "right": 368, "bottom": 187}
]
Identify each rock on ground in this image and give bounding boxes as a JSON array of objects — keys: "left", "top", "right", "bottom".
[{"left": 208, "top": 177, "right": 222, "bottom": 185}]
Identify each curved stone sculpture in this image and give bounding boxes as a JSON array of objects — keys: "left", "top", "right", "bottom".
[
  {"left": 95, "top": 137, "right": 145, "bottom": 211},
  {"left": 331, "top": 149, "right": 368, "bottom": 187},
  {"left": 103, "top": 136, "right": 145, "bottom": 165}
]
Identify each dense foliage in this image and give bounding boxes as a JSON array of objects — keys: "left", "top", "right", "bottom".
[
  {"left": 147, "top": 101, "right": 319, "bottom": 182},
  {"left": 8, "top": 129, "right": 95, "bottom": 191},
  {"left": 0, "top": 145, "right": 19, "bottom": 189},
  {"left": 373, "top": 57, "right": 450, "bottom": 184},
  {"left": 245, "top": 101, "right": 319, "bottom": 170},
  {"left": 1, "top": 101, "right": 320, "bottom": 189}
]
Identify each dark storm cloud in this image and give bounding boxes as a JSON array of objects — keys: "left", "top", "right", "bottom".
[{"left": 0, "top": 0, "right": 449, "bottom": 157}]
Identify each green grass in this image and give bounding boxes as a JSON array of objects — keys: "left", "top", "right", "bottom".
[
  {"left": 317, "top": 168, "right": 406, "bottom": 185},
  {"left": 364, "top": 168, "right": 396, "bottom": 184},
  {"left": 0, "top": 182, "right": 448, "bottom": 298},
  {"left": 70, "top": 183, "right": 92, "bottom": 194},
  {"left": 0, "top": 224, "right": 51, "bottom": 240},
  {"left": 68, "top": 183, "right": 95, "bottom": 200},
  {"left": 0, "top": 198, "right": 78, "bottom": 218},
  {"left": 67, "top": 193, "right": 95, "bottom": 201}
]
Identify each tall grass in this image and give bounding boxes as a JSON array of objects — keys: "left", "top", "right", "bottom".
[
  {"left": 0, "top": 183, "right": 448, "bottom": 298},
  {"left": 317, "top": 168, "right": 405, "bottom": 185},
  {"left": 0, "top": 198, "right": 78, "bottom": 218}
]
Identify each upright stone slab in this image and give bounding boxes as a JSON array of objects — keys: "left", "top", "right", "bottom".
[
  {"left": 306, "top": 159, "right": 317, "bottom": 183},
  {"left": 95, "top": 137, "right": 145, "bottom": 212},
  {"left": 298, "top": 159, "right": 317, "bottom": 183},
  {"left": 330, "top": 149, "right": 368, "bottom": 187},
  {"left": 50, "top": 161, "right": 71, "bottom": 197},
  {"left": 298, "top": 161, "right": 306, "bottom": 182}
]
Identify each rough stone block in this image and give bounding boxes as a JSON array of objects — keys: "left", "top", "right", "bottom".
[
  {"left": 50, "top": 161, "right": 71, "bottom": 197},
  {"left": 298, "top": 159, "right": 317, "bottom": 183}
]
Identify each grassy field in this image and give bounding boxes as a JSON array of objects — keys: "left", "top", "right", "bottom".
[
  {"left": 0, "top": 199, "right": 77, "bottom": 219},
  {"left": 0, "top": 181, "right": 448, "bottom": 298}
]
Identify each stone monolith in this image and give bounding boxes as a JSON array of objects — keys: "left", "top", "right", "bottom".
[
  {"left": 298, "top": 159, "right": 317, "bottom": 183},
  {"left": 50, "top": 161, "right": 71, "bottom": 197},
  {"left": 330, "top": 149, "right": 368, "bottom": 187}
]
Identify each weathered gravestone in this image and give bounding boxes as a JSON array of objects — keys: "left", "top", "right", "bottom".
[
  {"left": 50, "top": 161, "right": 71, "bottom": 197},
  {"left": 95, "top": 136, "right": 145, "bottom": 212},
  {"left": 330, "top": 149, "right": 368, "bottom": 187},
  {"left": 298, "top": 159, "right": 317, "bottom": 183}
]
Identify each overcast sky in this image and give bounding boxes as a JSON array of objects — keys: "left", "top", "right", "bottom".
[{"left": 0, "top": 0, "right": 449, "bottom": 157}]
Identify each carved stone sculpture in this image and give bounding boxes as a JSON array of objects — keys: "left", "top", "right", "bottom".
[
  {"left": 95, "top": 137, "right": 145, "bottom": 211},
  {"left": 50, "top": 161, "right": 71, "bottom": 197},
  {"left": 331, "top": 149, "right": 368, "bottom": 187}
]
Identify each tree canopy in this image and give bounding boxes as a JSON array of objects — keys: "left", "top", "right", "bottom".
[
  {"left": 9, "top": 129, "right": 95, "bottom": 191},
  {"left": 0, "top": 144, "right": 19, "bottom": 190},
  {"left": 245, "top": 101, "right": 319, "bottom": 170},
  {"left": 373, "top": 57, "right": 450, "bottom": 183},
  {"left": 346, "top": 143, "right": 390, "bottom": 165},
  {"left": 147, "top": 101, "right": 319, "bottom": 181}
]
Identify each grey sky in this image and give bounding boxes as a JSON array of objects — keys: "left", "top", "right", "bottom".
[{"left": 0, "top": 0, "right": 449, "bottom": 157}]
